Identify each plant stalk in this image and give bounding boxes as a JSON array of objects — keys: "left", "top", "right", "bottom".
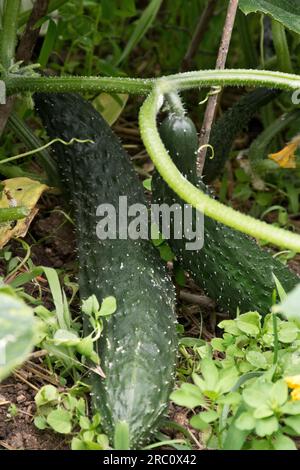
[
  {"left": 5, "top": 69, "right": 300, "bottom": 97},
  {"left": 271, "top": 19, "right": 293, "bottom": 74},
  {"left": 0, "top": 0, "right": 21, "bottom": 70}
]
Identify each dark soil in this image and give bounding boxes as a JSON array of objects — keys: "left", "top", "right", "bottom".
[{"left": 0, "top": 376, "right": 68, "bottom": 450}]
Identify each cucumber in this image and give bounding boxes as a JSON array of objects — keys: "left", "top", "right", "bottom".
[
  {"left": 152, "top": 113, "right": 299, "bottom": 316},
  {"left": 203, "top": 88, "right": 280, "bottom": 183},
  {"left": 35, "top": 93, "right": 177, "bottom": 448}
]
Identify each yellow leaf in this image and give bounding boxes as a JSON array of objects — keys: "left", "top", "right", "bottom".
[
  {"left": 93, "top": 93, "right": 128, "bottom": 126},
  {"left": 0, "top": 177, "right": 48, "bottom": 248},
  {"left": 268, "top": 142, "right": 297, "bottom": 169}
]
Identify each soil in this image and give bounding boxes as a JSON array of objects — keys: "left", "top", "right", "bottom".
[{"left": 0, "top": 376, "right": 68, "bottom": 450}]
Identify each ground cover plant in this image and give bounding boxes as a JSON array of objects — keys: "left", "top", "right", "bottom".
[{"left": 1, "top": 0, "right": 300, "bottom": 452}]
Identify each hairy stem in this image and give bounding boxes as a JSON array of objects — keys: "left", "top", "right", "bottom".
[
  {"left": 139, "top": 88, "right": 300, "bottom": 252},
  {"left": 6, "top": 69, "right": 300, "bottom": 96}
]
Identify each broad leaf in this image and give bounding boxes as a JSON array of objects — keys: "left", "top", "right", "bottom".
[
  {"left": 0, "top": 290, "right": 36, "bottom": 381},
  {"left": 239, "top": 0, "right": 300, "bottom": 34},
  {"left": 170, "top": 383, "right": 204, "bottom": 409}
]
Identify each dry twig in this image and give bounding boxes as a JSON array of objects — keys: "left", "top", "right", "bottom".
[
  {"left": 196, "top": 0, "right": 239, "bottom": 176},
  {"left": 181, "top": 0, "right": 218, "bottom": 71}
]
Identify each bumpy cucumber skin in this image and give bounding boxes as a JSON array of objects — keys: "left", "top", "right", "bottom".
[
  {"left": 203, "top": 88, "right": 280, "bottom": 183},
  {"left": 153, "top": 114, "right": 299, "bottom": 316},
  {"left": 35, "top": 93, "right": 177, "bottom": 448}
]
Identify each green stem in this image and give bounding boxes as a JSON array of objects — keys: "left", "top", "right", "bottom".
[
  {"left": 6, "top": 75, "right": 154, "bottom": 95},
  {"left": 6, "top": 69, "right": 300, "bottom": 96},
  {"left": 0, "top": 0, "right": 21, "bottom": 70},
  {"left": 0, "top": 137, "right": 92, "bottom": 165},
  {"left": 8, "top": 113, "right": 58, "bottom": 185},
  {"left": 271, "top": 20, "right": 293, "bottom": 74},
  {"left": 272, "top": 313, "right": 279, "bottom": 365},
  {"left": 165, "top": 91, "right": 185, "bottom": 116},
  {"left": 236, "top": 10, "right": 258, "bottom": 68},
  {"left": 260, "top": 14, "right": 265, "bottom": 69},
  {"left": 139, "top": 88, "right": 300, "bottom": 252}
]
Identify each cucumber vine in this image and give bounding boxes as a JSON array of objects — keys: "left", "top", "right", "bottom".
[{"left": 2, "top": 0, "right": 300, "bottom": 250}]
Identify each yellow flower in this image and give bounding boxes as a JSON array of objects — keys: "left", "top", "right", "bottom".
[
  {"left": 291, "top": 388, "right": 300, "bottom": 401},
  {"left": 268, "top": 142, "right": 297, "bottom": 169},
  {"left": 284, "top": 375, "right": 300, "bottom": 389}
]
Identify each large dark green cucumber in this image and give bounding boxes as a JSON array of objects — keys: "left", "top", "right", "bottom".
[
  {"left": 203, "top": 88, "right": 280, "bottom": 183},
  {"left": 35, "top": 93, "right": 177, "bottom": 448},
  {"left": 153, "top": 113, "right": 299, "bottom": 316}
]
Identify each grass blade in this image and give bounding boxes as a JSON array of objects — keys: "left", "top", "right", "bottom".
[{"left": 116, "top": 0, "right": 163, "bottom": 66}]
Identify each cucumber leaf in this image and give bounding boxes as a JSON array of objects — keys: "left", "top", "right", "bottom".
[{"left": 239, "top": 0, "right": 300, "bottom": 34}]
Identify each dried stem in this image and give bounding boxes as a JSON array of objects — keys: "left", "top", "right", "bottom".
[
  {"left": 16, "top": 0, "right": 50, "bottom": 63},
  {"left": 181, "top": 0, "right": 218, "bottom": 71},
  {"left": 196, "top": 0, "right": 239, "bottom": 176}
]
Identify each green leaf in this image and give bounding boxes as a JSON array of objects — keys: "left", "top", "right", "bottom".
[
  {"left": 251, "top": 438, "right": 273, "bottom": 450},
  {"left": 76, "top": 336, "right": 96, "bottom": 360},
  {"left": 223, "top": 405, "right": 251, "bottom": 450},
  {"left": 235, "top": 411, "right": 256, "bottom": 431},
  {"left": 53, "top": 329, "right": 79, "bottom": 346},
  {"left": 283, "top": 415, "right": 300, "bottom": 434},
  {"left": 246, "top": 351, "right": 267, "bottom": 369},
  {"left": 243, "top": 382, "right": 270, "bottom": 408},
  {"left": 218, "top": 367, "right": 239, "bottom": 394},
  {"left": 99, "top": 296, "right": 117, "bottom": 317},
  {"left": 170, "top": 383, "right": 204, "bottom": 409},
  {"left": 34, "top": 415, "right": 47, "bottom": 430},
  {"left": 114, "top": 421, "right": 130, "bottom": 450},
  {"left": 79, "top": 415, "right": 91, "bottom": 430},
  {"left": 278, "top": 322, "right": 299, "bottom": 343},
  {"left": 253, "top": 405, "right": 273, "bottom": 419},
  {"left": 236, "top": 311, "right": 261, "bottom": 337},
  {"left": 272, "top": 274, "right": 287, "bottom": 302},
  {"left": 35, "top": 385, "right": 59, "bottom": 407},
  {"left": 97, "top": 434, "right": 109, "bottom": 449},
  {"left": 239, "top": 0, "right": 300, "bottom": 34},
  {"left": 273, "top": 284, "right": 300, "bottom": 325},
  {"left": 71, "top": 437, "right": 86, "bottom": 450},
  {"left": 198, "top": 410, "right": 219, "bottom": 424},
  {"left": 0, "top": 292, "right": 36, "bottom": 381},
  {"left": 179, "top": 337, "right": 205, "bottom": 348},
  {"left": 269, "top": 380, "right": 288, "bottom": 406},
  {"left": 217, "top": 392, "right": 241, "bottom": 406},
  {"left": 189, "top": 414, "right": 210, "bottom": 431},
  {"left": 47, "top": 408, "right": 72, "bottom": 434},
  {"left": 43, "top": 267, "right": 67, "bottom": 329},
  {"left": 38, "top": 19, "right": 58, "bottom": 68},
  {"left": 143, "top": 177, "right": 152, "bottom": 191},
  {"left": 82, "top": 295, "right": 100, "bottom": 316},
  {"left": 211, "top": 337, "right": 225, "bottom": 352},
  {"left": 272, "top": 433, "right": 297, "bottom": 450},
  {"left": 255, "top": 416, "right": 279, "bottom": 436},
  {"left": 218, "top": 319, "right": 240, "bottom": 336},
  {"left": 200, "top": 358, "right": 219, "bottom": 390},
  {"left": 116, "top": 0, "right": 163, "bottom": 65},
  {"left": 281, "top": 401, "right": 300, "bottom": 415}
]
